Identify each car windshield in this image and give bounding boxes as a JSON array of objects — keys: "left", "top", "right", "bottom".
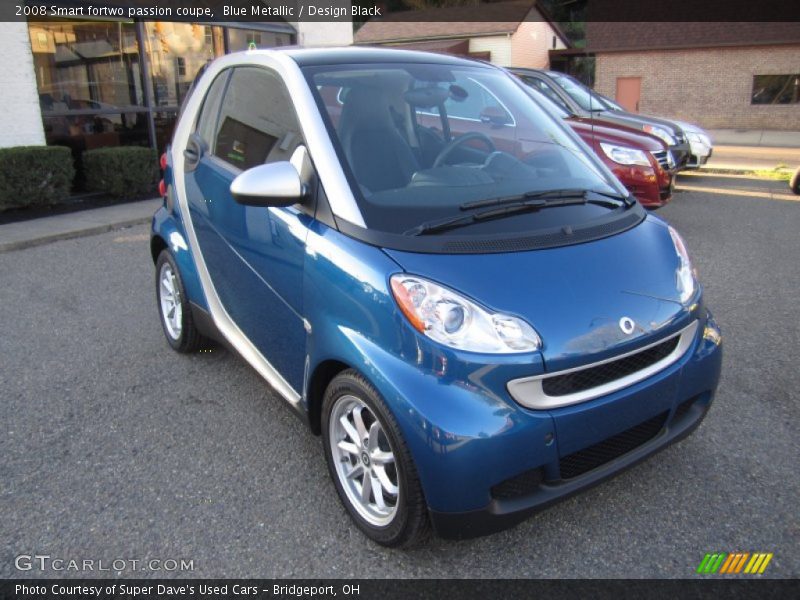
[
  {"left": 597, "top": 92, "right": 624, "bottom": 111},
  {"left": 305, "top": 62, "right": 622, "bottom": 236},
  {"left": 549, "top": 73, "right": 609, "bottom": 113}
]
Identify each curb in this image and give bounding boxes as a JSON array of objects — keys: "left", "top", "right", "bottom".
[
  {"left": 0, "top": 216, "right": 152, "bottom": 254},
  {"left": 693, "top": 167, "right": 794, "bottom": 180}
]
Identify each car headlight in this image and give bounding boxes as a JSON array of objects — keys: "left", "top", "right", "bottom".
[
  {"left": 643, "top": 125, "right": 676, "bottom": 146},
  {"left": 390, "top": 275, "right": 541, "bottom": 353},
  {"left": 668, "top": 226, "right": 697, "bottom": 303},
  {"left": 686, "top": 131, "right": 711, "bottom": 147},
  {"left": 599, "top": 142, "right": 652, "bottom": 167}
]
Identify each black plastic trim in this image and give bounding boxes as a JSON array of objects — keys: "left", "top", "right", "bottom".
[{"left": 336, "top": 203, "right": 646, "bottom": 254}]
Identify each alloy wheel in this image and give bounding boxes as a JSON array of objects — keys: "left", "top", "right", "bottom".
[
  {"left": 158, "top": 262, "right": 182, "bottom": 340},
  {"left": 329, "top": 394, "right": 400, "bottom": 527}
]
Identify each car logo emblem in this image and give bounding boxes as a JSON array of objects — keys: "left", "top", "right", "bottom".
[{"left": 619, "top": 317, "right": 635, "bottom": 335}]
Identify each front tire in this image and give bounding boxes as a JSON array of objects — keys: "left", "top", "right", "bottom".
[
  {"left": 155, "top": 250, "right": 207, "bottom": 353},
  {"left": 322, "top": 370, "right": 429, "bottom": 547},
  {"left": 790, "top": 167, "right": 800, "bottom": 195}
]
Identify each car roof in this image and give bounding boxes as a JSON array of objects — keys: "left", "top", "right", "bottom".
[{"left": 234, "top": 46, "right": 493, "bottom": 69}]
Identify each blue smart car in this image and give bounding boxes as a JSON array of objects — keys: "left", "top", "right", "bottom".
[{"left": 151, "top": 48, "right": 722, "bottom": 546}]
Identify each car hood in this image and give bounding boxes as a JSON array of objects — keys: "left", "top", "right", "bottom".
[
  {"left": 568, "top": 117, "right": 666, "bottom": 152},
  {"left": 596, "top": 111, "right": 683, "bottom": 139},
  {"left": 384, "top": 215, "right": 695, "bottom": 372},
  {"left": 671, "top": 120, "right": 711, "bottom": 138}
]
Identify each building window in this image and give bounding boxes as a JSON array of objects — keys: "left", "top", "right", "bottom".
[
  {"left": 751, "top": 74, "right": 800, "bottom": 105},
  {"left": 145, "top": 22, "right": 222, "bottom": 108},
  {"left": 226, "top": 29, "right": 292, "bottom": 52}
]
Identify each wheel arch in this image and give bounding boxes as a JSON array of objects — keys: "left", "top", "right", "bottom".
[
  {"left": 150, "top": 234, "right": 168, "bottom": 264},
  {"left": 306, "top": 359, "right": 351, "bottom": 435}
]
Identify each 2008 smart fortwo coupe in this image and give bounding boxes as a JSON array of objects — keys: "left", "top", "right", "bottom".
[{"left": 151, "top": 48, "right": 722, "bottom": 547}]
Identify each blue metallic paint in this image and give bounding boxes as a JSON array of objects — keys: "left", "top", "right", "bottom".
[
  {"left": 153, "top": 129, "right": 722, "bottom": 532},
  {"left": 185, "top": 155, "right": 309, "bottom": 392},
  {"left": 154, "top": 164, "right": 723, "bottom": 518},
  {"left": 151, "top": 182, "right": 208, "bottom": 311}
]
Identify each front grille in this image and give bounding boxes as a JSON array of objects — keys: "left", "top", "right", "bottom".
[
  {"left": 651, "top": 150, "right": 671, "bottom": 170},
  {"left": 559, "top": 412, "right": 668, "bottom": 479},
  {"left": 491, "top": 467, "right": 544, "bottom": 500},
  {"left": 542, "top": 335, "right": 680, "bottom": 397}
]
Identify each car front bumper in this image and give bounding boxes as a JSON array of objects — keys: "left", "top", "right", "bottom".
[
  {"left": 387, "top": 313, "right": 723, "bottom": 540},
  {"left": 670, "top": 142, "right": 692, "bottom": 169}
]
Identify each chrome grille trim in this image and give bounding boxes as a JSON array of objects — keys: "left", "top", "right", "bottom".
[
  {"left": 651, "top": 150, "right": 672, "bottom": 170},
  {"left": 508, "top": 320, "right": 699, "bottom": 410}
]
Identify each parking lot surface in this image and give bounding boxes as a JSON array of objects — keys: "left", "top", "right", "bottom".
[{"left": 1, "top": 177, "right": 798, "bottom": 578}]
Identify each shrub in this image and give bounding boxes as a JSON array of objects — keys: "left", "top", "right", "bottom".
[
  {"left": 0, "top": 146, "right": 74, "bottom": 211},
  {"left": 83, "top": 146, "right": 158, "bottom": 199}
]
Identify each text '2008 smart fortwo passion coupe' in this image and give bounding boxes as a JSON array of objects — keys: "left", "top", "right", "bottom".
[{"left": 151, "top": 47, "right": 722, "bottom": 547}]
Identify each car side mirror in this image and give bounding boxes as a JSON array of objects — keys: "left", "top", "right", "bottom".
[
  {"left": 230, "top": 161, "right": 307, "bottom": 207},
  {"left": 479, "top": 106, "right": 511, "bottom": 127}
]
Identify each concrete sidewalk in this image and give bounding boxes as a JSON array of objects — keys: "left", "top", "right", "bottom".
[
  {"left": 703, "top": 129, "right": 800, "bottom": 172},
  {"left": 0, "top": 198, "right": 161, "bottom": 253},
  {"left": 707, "top": 129, "right": 800, "bottom": 148}
]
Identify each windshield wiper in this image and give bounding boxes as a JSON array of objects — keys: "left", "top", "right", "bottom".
[
  {"left": 461, "top": 188, "right": 630, "bottom": 210},
  {"left": 405, "top": 189, "right": 631, "bottom": 236}
]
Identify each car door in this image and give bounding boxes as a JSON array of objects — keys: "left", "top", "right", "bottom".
[{"left": 182, "top": 66, "right": 312, "bottom": 393}]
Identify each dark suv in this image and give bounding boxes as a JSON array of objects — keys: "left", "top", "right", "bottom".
[{"left": 510, "top": 68, "right": 691, "bottom": 169}]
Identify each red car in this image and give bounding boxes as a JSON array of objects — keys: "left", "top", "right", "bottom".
[
  {"left": 527, "top": 89, "right": 675, "bottom": 208},
  {"left": 569, "top": 118, "right": 675, "bottom": 208}
]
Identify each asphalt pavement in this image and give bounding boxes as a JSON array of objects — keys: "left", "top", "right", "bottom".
[{"left": 1, "top": 179, "right": 798, "bottom": 578}]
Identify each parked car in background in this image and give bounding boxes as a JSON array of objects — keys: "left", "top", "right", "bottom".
[
  {"left": 153, "top": 47, "right": 722, "bottom": 546},
  {"left": 595, "top": 93, "right": 713, "bottom": 169},
  {"left": 522, "top": 85, "right": 675, "bottom": 208},
  {"left": 510, "top": 68, "right": 692, "bottom": 169}
]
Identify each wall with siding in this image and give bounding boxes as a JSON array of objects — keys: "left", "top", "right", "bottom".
[
  {"left": 510, "top": 20, "right": 567, "bottom": 69},
  {"left": 469, "top": 35, "right": 513, "bottom": 67},
  {"left": 0, "top": 22, "right": 46, "bottom": 148}
]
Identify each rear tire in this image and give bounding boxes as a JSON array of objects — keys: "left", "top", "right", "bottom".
[
  {"left": 155, "top": 250, "right": 208, "bottom": 353},
  {"left": 322, "top": 370, "right": 430, "bottom": 547}
]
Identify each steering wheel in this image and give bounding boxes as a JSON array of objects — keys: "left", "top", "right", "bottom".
[{"left": 432, "top": 132, "right": 496, "bottom": 168}]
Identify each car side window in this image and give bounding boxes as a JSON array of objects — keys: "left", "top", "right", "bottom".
[
  {"left": 443, "top": 76, "right": 511, "bottom": 123},
  {"left": 213, "top": 67, "right": 303, "bottom": 170},
  {"left": 195, "top": 70, "right": 229, "bottom": 153},
  {"left": 524, "top": 77, "right": 570, "bottom": 112}
]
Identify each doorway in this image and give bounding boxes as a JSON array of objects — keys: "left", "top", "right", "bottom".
[{"left": 616, "top": 77, "right": 642, "bottom": 112}]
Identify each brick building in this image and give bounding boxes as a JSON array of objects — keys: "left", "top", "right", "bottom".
[{"left": 587, "top": 22, "right": 800, "bottom": 130}]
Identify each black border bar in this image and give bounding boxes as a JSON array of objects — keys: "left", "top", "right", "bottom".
[
  {"left": 2, "top": 579, "right": 799, "bottom": 600},
  {"left": 2, "top": 0, "right": 800, "bottom": 22}
]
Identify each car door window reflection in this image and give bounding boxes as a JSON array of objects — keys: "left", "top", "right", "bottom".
[{"left": 213, "top": 67, "right": 302, "bottom": 170}]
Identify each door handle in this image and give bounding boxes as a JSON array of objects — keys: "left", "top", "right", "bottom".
[{"left": 183, "top": 133, "right": 206, "bottom": 173}]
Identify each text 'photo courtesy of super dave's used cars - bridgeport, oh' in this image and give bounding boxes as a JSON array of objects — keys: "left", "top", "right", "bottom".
[{"left": 150, "top": 47, "right": 722, "bottom": 547}]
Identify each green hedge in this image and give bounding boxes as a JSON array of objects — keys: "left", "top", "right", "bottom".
[
  {"left": 0, "top": 146, "right": 74, "bottom": 211},
  {"left": 84, "top": 146, "right": 158, "bottom": 199}
]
